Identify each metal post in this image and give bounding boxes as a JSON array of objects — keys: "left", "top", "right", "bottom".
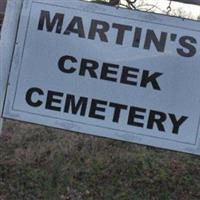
[{"left": 0, "top": 0, "right": 24, "bottom": 134}]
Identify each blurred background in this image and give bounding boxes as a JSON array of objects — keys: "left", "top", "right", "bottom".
[{"left": 0, "top": 0, "right": 6, "bottom": 31}]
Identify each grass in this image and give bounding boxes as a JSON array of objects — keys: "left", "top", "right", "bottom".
[{"left": 0, "top": 119, "right": 200, "bottom": 200}]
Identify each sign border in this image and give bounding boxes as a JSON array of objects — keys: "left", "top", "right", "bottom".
[{"left": 2, "top": 0, "right": 200, "bottom": 155}]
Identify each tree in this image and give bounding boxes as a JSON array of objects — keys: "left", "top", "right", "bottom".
[{"left": 89, "top": 0, "right": 197, "bottom": 19}]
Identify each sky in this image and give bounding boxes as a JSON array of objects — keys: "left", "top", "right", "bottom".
[
  {"left": 86, "top": 0, "right": 200, "bottom": 19},
  {"left": 128, "top": 0, "right": 200, "bottom": 19}
]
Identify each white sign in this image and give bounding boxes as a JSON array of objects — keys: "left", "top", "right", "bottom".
[{"left": 3, "top": 0, "right": 200, "bottom": 155}]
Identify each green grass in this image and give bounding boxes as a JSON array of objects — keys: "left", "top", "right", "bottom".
[{"left": 0, "top": 120, "right": 200, "bottom": 200}]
